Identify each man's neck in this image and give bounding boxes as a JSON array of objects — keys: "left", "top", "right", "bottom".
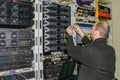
[{"left": 93, "top": 36, "right": 105, "bottom": 41}]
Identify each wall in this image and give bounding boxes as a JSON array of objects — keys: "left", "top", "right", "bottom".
[{"left": 112, "top": 0, "right": 120, "bottom": 79}]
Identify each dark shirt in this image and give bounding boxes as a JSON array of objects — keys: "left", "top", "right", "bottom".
[{"left": 67, "top": 36, "right": 116, "bottom": 80}]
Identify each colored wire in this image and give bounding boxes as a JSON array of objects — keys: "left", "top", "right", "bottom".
[{"left": 64, "top": 31, "right": 67, "bottom": 44}]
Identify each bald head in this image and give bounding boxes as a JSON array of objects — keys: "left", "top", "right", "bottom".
[{"left": 94, "top": 21, "right": 110, "bottom": 38}]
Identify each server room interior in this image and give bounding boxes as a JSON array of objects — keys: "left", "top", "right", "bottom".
[{"left": 0, "top": 0, "right": 120, "bottom": 80}]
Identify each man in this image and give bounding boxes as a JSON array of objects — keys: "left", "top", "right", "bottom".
[{"left": 66, "top": 21, "right": 116, "bottom": 80}]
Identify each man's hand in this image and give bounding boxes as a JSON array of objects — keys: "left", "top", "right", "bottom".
[
  {"left": 66, "top": 26, "right": 73, "bottom": 36},
  {"left": 73, "top": 24, "right": 85, "bottom": 38}
]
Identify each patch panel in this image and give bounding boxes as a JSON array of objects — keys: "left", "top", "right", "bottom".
[{"left": 76, "top": 5, "right": 95, "bottom": 23}]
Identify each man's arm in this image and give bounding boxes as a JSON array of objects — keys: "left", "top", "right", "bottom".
[
  {"left": 81, "top": 36, "right": 91, "bottom": 45},
  {"left": 66, "top": 26, "right": 96, "bottom": 65},
  {"left": 66, "top": 35, "right": 94, "bottom": 65}
]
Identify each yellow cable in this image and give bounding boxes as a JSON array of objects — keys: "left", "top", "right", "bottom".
[{"left": 64, "top": 31, "right": 67, "bottom": 44}]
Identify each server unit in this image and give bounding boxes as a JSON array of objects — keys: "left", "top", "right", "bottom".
[
  {"left": 0, "top": 0, "right": 34, "bottom": 80},
  {"left": 43, "top": 1, "right": 71, "bottom": 53}
]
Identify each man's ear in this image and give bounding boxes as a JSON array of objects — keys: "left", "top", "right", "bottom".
[{"left": 94, "top": 30, "right": 99, "bottom": 36}]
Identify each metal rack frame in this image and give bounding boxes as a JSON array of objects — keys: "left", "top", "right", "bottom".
[{"left": 33, "top": 0, "right": 44, "bottom": 80}]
